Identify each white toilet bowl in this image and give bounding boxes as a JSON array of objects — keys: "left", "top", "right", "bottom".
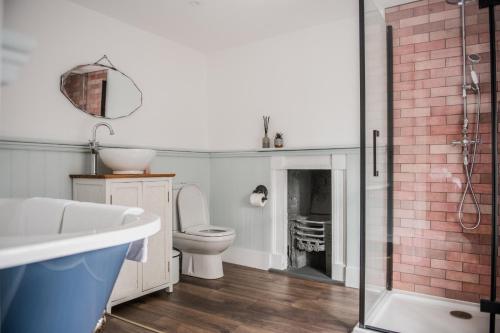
[{"left": 174, "top": 185, "right": 235, "bottom": 279}]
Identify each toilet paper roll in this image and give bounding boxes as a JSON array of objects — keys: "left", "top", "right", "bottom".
[{"left": 250, "top": 193, "right": 266, "bottom": 207}]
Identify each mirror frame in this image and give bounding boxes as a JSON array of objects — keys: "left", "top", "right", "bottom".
[{"left": 60, "top": 56, "right": 143, "bottom": 119}]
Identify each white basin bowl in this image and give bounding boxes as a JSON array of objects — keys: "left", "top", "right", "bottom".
[{"left": 99, "top": 148, "right": 156, "bottom": 174}]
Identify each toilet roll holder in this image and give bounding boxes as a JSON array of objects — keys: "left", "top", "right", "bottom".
[{"left": 252, "top": 185, "right": 268, "bottom": 202}]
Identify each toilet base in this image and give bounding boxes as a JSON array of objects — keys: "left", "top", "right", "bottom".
[{"left": 181, "top": 252, "right": 224, "bottom": 279}]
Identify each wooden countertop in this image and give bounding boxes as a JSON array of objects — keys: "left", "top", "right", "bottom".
[{"left": 70, "top": 173, "right": 175, "bottom": 179}]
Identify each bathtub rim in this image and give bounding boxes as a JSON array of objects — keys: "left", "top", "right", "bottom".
[{"left": 0, "top": 212, "right": 160, "bottom": 269}]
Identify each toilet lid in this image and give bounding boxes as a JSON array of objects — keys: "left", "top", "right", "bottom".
[
  {"left": 184, "top": 225, "right": 235, "bottom": 237},
  {"left": 177, "top": 185, "right": 209, "bottom": 231}
]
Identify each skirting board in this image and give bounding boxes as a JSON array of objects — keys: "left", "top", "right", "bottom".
[
  {"left": 223, "top": 246, "right": 360, "bottom": 289},
  {"left": 223, "top": 246, "right": 359, "bottom": 289},
  {"left": 222, "top": 246, "right": 271, "bottom": 271},
  {"left": 345, "top": 265, "right": 360, "bottom": 288}
]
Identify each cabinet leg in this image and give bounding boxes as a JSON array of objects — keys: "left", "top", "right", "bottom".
[{"left": 165, "top": 284, "right": 174, "bottom": 293}]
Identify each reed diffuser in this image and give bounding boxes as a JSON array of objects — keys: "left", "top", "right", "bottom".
[{"left": 262, "top": 116, "right": 271, "bottom": 148}]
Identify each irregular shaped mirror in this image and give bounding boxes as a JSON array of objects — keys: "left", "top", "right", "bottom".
[{"left": 60, "top": 56, "right": 142, "bottom": 119}]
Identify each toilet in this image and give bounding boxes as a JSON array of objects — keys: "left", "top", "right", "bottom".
[{"left": 173, "top": 184, "right": 235, "bottom": 279}]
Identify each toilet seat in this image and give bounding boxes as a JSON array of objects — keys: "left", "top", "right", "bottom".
[{"left": 184, "top": 225, "right": 235, "bottom": 237}]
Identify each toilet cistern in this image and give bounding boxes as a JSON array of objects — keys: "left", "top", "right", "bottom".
[{"left": 89, "top": 122, "right": 115, "bottom": 175}]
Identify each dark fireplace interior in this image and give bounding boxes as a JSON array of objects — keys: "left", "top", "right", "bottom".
[{"left": 286, "top": 169, "right": 332, "bottom": 281}]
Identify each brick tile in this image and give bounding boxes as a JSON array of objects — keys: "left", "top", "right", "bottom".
[
  {"left": 401, "top": 255, "right": 431, "bottom": 267},
  {"left": 414, "top": 284, "right": 446, "bottom": 297},
  {"left": 445, "top": 290, "right": 479, "bottom": 302},
  {"left": 446, "top": 271, "right": 479, "bottom": 284},
  {"left": 415, "top": 58, "right": 446, "bottom": 70},
  {"left": 414, "top": 265, "right": 446, "bottom": 278},
  {"left": 430, "top": 86, "right": 461, "bottom": 97},
  {"left": 430, "top": 239, "right": 462, "bottom": 252},
  {"left": 415, "top": 39, "right": 446, "bottom": 52},
  {"left": 430, "top": 8, "right": 460, "bottom": 22},
  {"left": 400, "top": 15, "right": 430, "bottom": 28},
  {"left": 430, "top": 46, "right": 462, "bottom": 59},
  {"left": 431, "top": 277, "right": 462, "bottom": 291},
  {"left": 431, "top": 259, "right": 462, "bottom": 271},
  {"left": 401, "top": 272, "right": 431, "bottom": 285}
]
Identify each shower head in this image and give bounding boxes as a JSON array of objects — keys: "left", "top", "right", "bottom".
[
  {"left": 471, "top": 70, "right": 479, "bottom": 86},
  {"left": 469, "top": 54, "right": 480, "bottom": 88},
  {"left": 468, "top": 54, "right": 481, "bottom": 64}
]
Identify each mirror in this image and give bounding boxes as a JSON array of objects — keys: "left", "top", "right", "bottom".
[{"left": 60, "top": 56, "right": 142, "bottom": 119}]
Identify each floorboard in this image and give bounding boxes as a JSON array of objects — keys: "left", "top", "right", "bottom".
[{"left": 103, "top": 263, "right": 359, "bottom": 333}]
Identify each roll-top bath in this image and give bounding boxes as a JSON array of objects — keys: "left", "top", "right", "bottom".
[{"left": 0, "top": 197, "right": 160, "bottom": 333}]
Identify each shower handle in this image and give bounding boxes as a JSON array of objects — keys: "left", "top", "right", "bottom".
[{"left": 373, "top": 129, "right": 380, "bottom": 177}]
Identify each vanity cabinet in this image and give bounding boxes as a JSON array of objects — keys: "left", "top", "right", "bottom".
[{"left": 70, "top": 174, "right": 175, "bottom": 311}]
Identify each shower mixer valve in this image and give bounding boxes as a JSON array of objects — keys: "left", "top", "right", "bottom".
[
  {"left": 451, "top": 136, "right": 480, "bottom": 166},
  {"left": 451, "top": 136, "right": 480, "bottom": 147}
]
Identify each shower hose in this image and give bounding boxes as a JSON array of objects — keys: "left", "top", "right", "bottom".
[{"left": 458, "top": 89, "right": 481, "bottom": 230}]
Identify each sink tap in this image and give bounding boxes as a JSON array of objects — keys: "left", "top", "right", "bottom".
[{"left": 89, "top": 122, "right": 115, "bottom": 175}]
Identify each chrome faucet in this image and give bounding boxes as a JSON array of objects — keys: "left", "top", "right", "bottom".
[{"left": 89, "top": 122, "right": 115, "bottom": 175}]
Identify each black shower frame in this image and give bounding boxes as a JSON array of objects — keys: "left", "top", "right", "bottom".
[
  {"left": 478, "top": 2, "right": 499, "bottom": 333},
  {"left": 358, "top": 0, "right": 499, "bottom": 332}
]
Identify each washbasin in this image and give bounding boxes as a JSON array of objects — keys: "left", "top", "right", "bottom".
[{"left": 99, "top": 148, "right": 156, "bottom": 174}]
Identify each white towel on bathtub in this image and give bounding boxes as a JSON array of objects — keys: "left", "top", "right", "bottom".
[
  {"left": 61, "top": 202, "right": 149, "bottom": 262},
  {"left": 126, "top": 237, "right": 149, "bottom": 262}
]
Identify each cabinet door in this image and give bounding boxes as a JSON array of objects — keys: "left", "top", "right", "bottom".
[
  {"left": 109, "top": 182, "right": 142, "bottom": 301},
  {"left": 141, "top": 181, "right": 171, "bottom": 290}
]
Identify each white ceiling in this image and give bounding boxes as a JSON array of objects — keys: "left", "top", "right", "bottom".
[
  {"left": 368, "top": 0, "right": 418, "bottom": 16},
  {"left": 68, "top": 0, "right": 356, "bottom": 53}
]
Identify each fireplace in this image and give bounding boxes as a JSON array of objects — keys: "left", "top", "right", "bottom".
[{"left": 269, "top": 154, "right": 347, "bottom": 283}]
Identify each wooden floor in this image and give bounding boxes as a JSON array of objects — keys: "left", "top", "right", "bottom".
[{"left": 103, "top": 263, "right": 359, "bottom": 333}]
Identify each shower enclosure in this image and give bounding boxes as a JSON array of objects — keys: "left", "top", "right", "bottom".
[{"left": 358, "top": 0, "right": 500, "bottom": 332}]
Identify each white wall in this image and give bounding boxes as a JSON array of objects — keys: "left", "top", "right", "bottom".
[
  {"left": 2, "top": 0, "right": 359, "bottom": 152},
  {"left": 0, "top": 0, "right": 3, "bottom": 108},
  {"left": 1, "top": 1, "right": 361, "bottom": 280},
  {"left": 1, "top": 0, "right": 209, "bottom": 150},
  {"left": 206, "top": 12, "right": 359, "bottom": 151}
]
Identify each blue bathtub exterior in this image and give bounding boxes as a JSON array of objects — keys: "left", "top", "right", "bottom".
[{"left": 0, "top": 244, "right": 129, "bottom": 333}]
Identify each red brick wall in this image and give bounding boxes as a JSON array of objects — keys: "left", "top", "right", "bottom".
[
  {"left": 63, "top": 73, "right": 86, "bottom": 109},
  {"left": 86, "top": 70, "right": 107, "bottom": 116},
  {"left": 63, "top": 70, "right": 107, "bottom": 116},
  {"left": 386, "top": 0, "right": 492, "bottom": 302}
]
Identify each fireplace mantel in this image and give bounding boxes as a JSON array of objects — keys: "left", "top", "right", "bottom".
[{"left": 270, "top": 153, "right": 347, "bottom": 283}]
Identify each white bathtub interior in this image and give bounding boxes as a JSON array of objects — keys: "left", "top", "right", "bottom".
[{"left": 0, "top": 197, "right": 160, "bottom": 270}]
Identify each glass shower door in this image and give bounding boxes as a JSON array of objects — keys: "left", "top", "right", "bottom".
[{"left": 361, "top": 0, "right": 391, "bottom": 327}]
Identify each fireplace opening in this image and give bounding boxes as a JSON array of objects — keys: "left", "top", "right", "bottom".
[{"left": 286, "top": 169, "right": 332, "bottom": 282}]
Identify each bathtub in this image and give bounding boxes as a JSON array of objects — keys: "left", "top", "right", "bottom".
[{"left": 0, "top": 198, "right": 160, "bottom": 333}]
